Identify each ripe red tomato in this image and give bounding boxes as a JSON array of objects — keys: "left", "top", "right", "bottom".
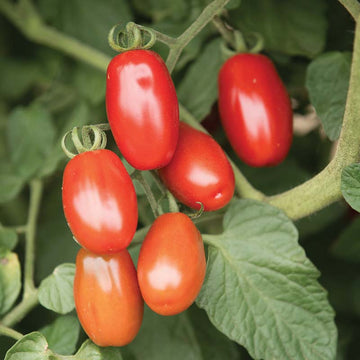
[
  {"left": 137, "top": 212, "right": 206, "bottom": 316},
  {"left": 62, "top": 149, "right": 137, "bottom": 254},
  {"left": 158, "top": 122, "right": 235, "bottom": 211},
  {"left": 106, "top": 50, "right": 179, "bottom": 170},
  {"left": 218, "top": 53, "right": 293, "bottom": 167},
  {"left": 74, "top": 248, "right": 144, "bottom": 347}
]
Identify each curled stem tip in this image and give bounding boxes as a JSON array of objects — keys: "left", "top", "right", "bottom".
[
  {"left": 108, "top": 22, "right": 156, "bottom": 53},
  {"left": 187, "top": 202, "right": 205, "bottom": 219},
  {"left": 61, "top": 124, "right": 108, "bottom": 159}
]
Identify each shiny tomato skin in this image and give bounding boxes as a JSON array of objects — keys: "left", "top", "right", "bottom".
[
  {"left": 74, "top": 249, "right": 144, "bottom": 347},
  {"left": 158, "top": 122, "right": 235, "bottom": 211},
  {"left": 218, "top": 53, "right": 293, "bottom": 167},
  {"left": 62, "top": 149, "right": 138, "bottom": 254},
  {"left": 106, "top": 49, "right": 179, "bottom": 170},
  {"left": 137, "top": 212, "right": 206, "bottom": 316}
]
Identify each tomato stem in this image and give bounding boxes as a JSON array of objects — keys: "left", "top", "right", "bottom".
[
  {"left": 339, "top": 0, "right": 360, "bottom": 20},
  {"left": 0, "top": 324, "right": 23, "bottom": 341},
  {"left": 165, "top": 0, "right": 230, "bottom": 73},
  {"left": 24, "top": 179, "right": 43, "bottom": 297},
  {"left": 133, "top": 171, "right": 161, "bottom": 218}
]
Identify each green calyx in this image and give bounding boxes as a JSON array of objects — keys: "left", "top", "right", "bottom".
[
  {"left": 61, "top": 125, "right": 108, "bottom": 159},
  {"left": 108, "top": 22, "right": 156, "bottom": 53},
  {"left": 220, "top": 30, "right": 264, "bottom": 60}
]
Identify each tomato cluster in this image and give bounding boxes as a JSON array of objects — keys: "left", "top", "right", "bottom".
[{"left": 62, "top": 46, "right": 292, "bottom": 347}]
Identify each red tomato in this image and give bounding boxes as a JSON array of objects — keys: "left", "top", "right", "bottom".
[
  {"left": 62, "top": 149, "right": 137, "bottom": 254},
  {"left": 137, "top": 212, "right": 206, "bottom": 315},
  {"left": 106, "top": 50, "right": 179, "bottom": 170},
  {"left": 74, "top": 248, "right": 144, "bottom": 346},
  {"left": 218, "top": 53, "right": 293, "bottom": 167},
  {"left": 158, "top": 122, "right": 235, "bottom": 211}
]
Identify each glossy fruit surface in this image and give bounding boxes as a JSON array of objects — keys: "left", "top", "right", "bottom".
[
  {"left": 218, "top": 53, "right": 293, "bottom": 167},
  {"left": 74, "top": 249, "right": 144, "bottom": 347},
  {"left": 158, "top": 122, "right": 235, "bottom": 211},
  {"left": 137, "top": 212, "right": 206, "bottom": 315},
  {"left": 106, "top": 49, "right": 179, "bottom": 170},
  {"left": 62, "top": 149, "right": 137, "bottom": 254}
]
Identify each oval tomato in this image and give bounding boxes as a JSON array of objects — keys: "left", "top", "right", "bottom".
[
  {"left": 106, "top": 50, "right": 179, "bottom": 170},
  {"left": 158, "top": 122, "right": 235, "bottom": 211},
  {"left": 218, "top": 53, "right": 293, "bottom": 167},
  {"left": 62, "top": 149, "right": 137, "bottom": 254},
  {"left": 137, "top": 212, "right": 206, "bottom": 316},
  {"left": 74, "top": 248, "right": 144, "bottom": 346}
]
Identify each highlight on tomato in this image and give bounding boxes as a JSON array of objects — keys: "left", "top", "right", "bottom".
[
  {"left": 137, "top": 212, "right": 206, "bottom": 316},
  {"left": 218, "top": 53, "right": 293, "bottom": 167},
  {"left": 158, "top": 122, "right": 235, "bottom": 211},
  {"left": 106, "top": 49, "right": 179, "bottom": 170},
  {"left": 62, "top": 149, "right": 138, "bottom": 254},
  {"left": 74, "top": 248, "right": 144, "bottom": 347}
]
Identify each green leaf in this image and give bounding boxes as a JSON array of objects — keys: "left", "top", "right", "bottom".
[
  {"left": 0, "top": 59, "right": 42, "bottom": 100},
  {"left": 74, "top": 340, "right": 123, "bottom": 360},
  {"left": 0, "top": 251, "right": 21, "bottom": 315},
  {"left": 74, "top": 65, "right": 105, "bottom": 105},
  {"left": 306, "top": 52, "right": 351, "bottom": 140},
  {"left": 341, "top": 163, "right": 360, "bottom": 212},
  {"left": 189, "top": 306, "right": 239, "bottom": 360},
  {"left": 178, "top": 39, "right": 223, "bottom": 121},
  {"left": 7, "top": 104, "right": 56, "bottom": 179},
  {"left": 131, "top": 0, "right": 188, "bottom": 22},
  {"left": 55, "top": 0, "right": 132, "bottom": 54},
  {"left": 40, "top": 315, "right": 80, "bottom": 355},
  {"left": 229, "top": 0, "right": 327, "bottom": 57},
  {"left": 332, "top": 218, "right": 360, "bottom": 263},
  {"left": 5, "top": 332, "right": 51, "bottom": 360},
  {"left": 38, "top": 263, "right": 75, "bottom": 314},
  {"left": 127, "top": 307, "right": 202, "bottom": 359},
  {"left": 197, "top": 199, "right": 337, "bottom": 360},
  {"left": 0, "top": 174, "right": 24, "bottom": 204},
  {"left": 0, "top": 226, "right": 18, "bottom": 251}
]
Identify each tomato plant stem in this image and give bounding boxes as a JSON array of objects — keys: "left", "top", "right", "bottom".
[
  {"left": 0, "top": 324, "right": 23, "bottom": 340},
  {"left": 133, "top": 171, "right": 161, "bottom": 218},
  {"left": 339, "top": 0, "right": 360, "bottom": 20},
  {"left": 1, "top": 289, "right": 39, "bottom": 327},
  {"left": 24, "top": 179, "right": 43, "bottom": 296},
  {"left": 166, "top": 0, "right": 230, "bottom": 73}
]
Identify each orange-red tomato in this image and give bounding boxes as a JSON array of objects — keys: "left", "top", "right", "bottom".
[
  {"left": 74, "top": 248, "right": 144, "bottom": 347},
  {"left": 62, "top": 149, "right": 137, "bottom": 254},
  {"left": 158, "top": 122, "right": 235, "bottom": 211},
  {"left": 106, "top": 49, "right": 179, "bottom": 170},
  {"left": 137, "top": 212, "right": 206, "bottom": 316},
  {"left": 218, "top": 53, "right": 293, "bottom": 167}
]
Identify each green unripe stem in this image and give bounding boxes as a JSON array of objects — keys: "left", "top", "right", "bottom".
[{"left": 0, "top": 324, "right": 23, "bottom": 340}]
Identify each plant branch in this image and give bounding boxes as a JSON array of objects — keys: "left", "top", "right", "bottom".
[
  {"left": 0, "top": 324, "right": 23, "bottom": 340},
  {"left": 339, "top": 0, "right": 360, "bottom": 20},
  {"left": 1, "top": 289, "right": 39, "bottom": 327},
  {"left": 165, "top": 0, "right": 230, "bottom": 73},
  {"left": 24, "top": 179, "right": 43, "bottom": 296}
]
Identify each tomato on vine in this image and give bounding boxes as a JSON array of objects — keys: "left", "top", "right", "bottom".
[
  {"left": 158, "top": 122, "right": 235, "bottom": 211},
  {"left": 137, "top": 212, "right": 206, "bottom": 316},
  {"left": 74, "top": 248, "right": 144, "bottom": 347},
  {"left": 218, "top": 53, "right": 293, "bottom": 167},
  {"left": 62, "top": 149, "right": 138, "bottom": 254},
  {"left": 106, "top": 49, "right": 179, "bottom": 170}
]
